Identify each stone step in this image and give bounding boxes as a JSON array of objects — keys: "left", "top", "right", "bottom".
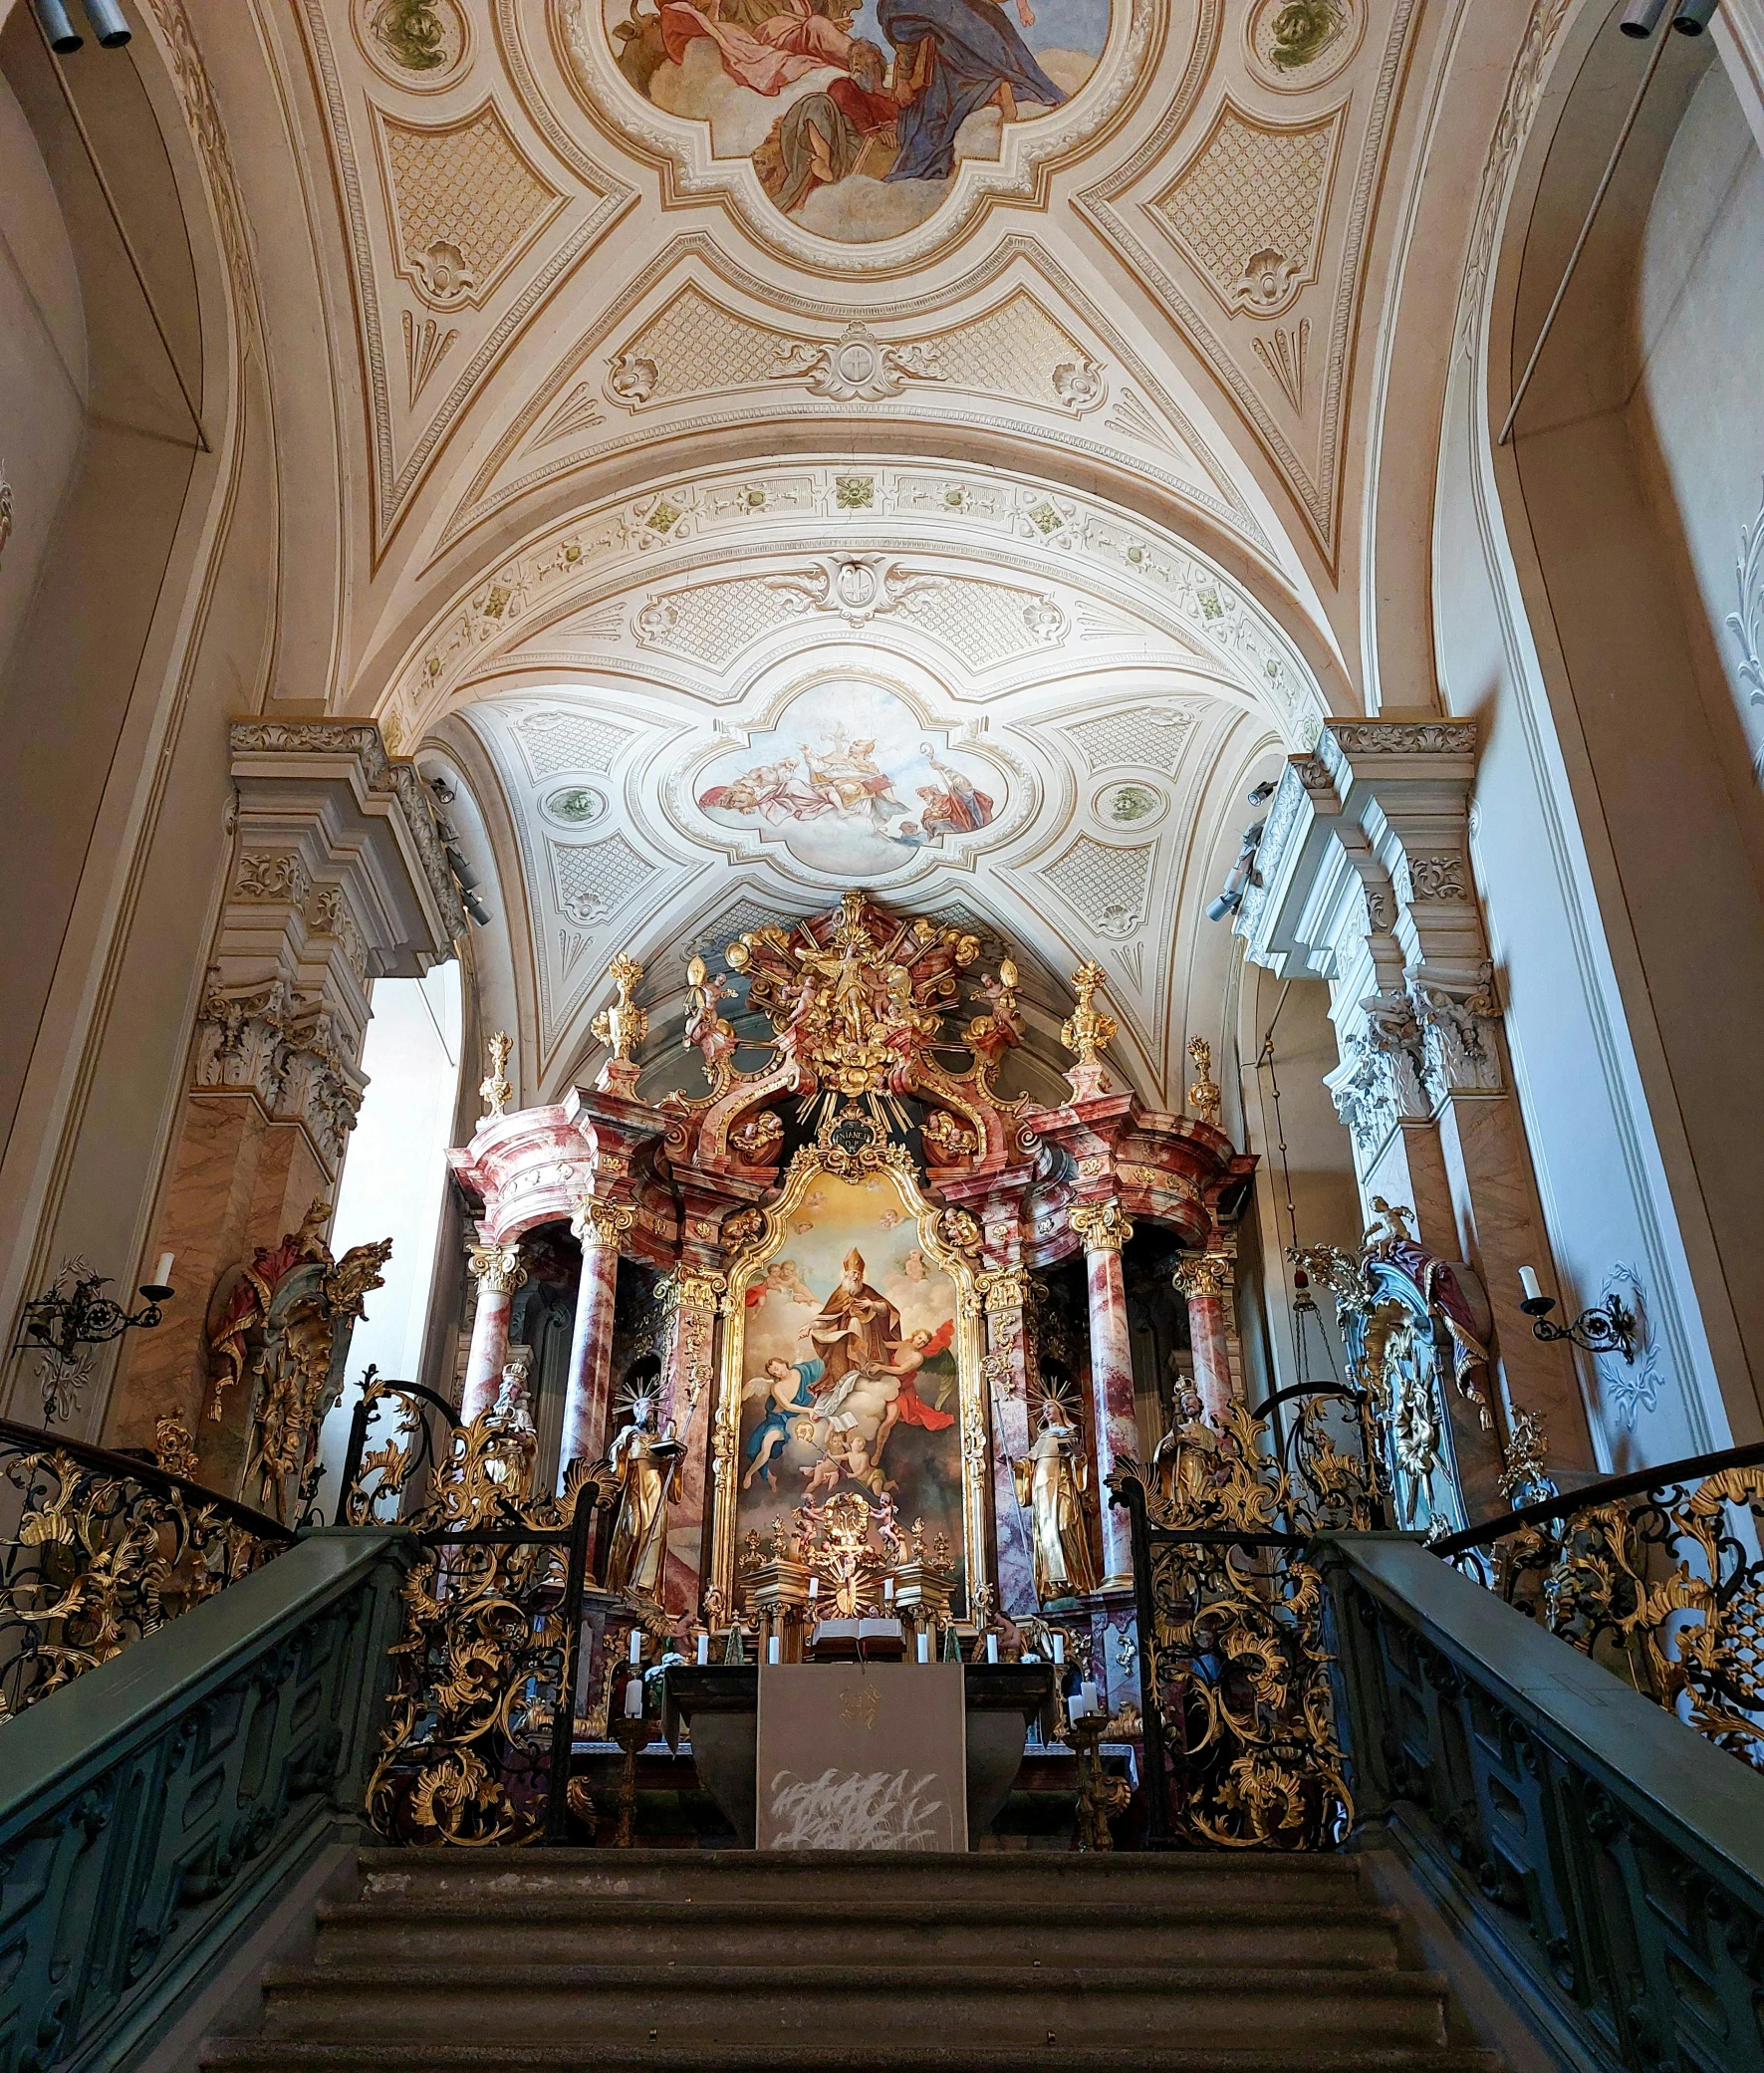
[
  {"left": 356, "top": 1848, "right": 1368, "bottom": 1909},
  {"left": 202, "top": 2041, "right": 1504, "bottom": 2073},
  {"left": 256, "top": 1962, "right": 1453, "bottom": 2051},
  {"left": 313, "top": 1895, "right": 1405, "bottom": 1970}
]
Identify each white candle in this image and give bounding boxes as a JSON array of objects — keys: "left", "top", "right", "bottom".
[
  {"left": 915, "top": 1630, "right": 930, "bottom": 1664},
  {"left": 808, "top": 1576, "right": 819, "bottom": 1602},
  {"left": 767, "top": 1635, "right": 781, "bottom": 1665},
  {"left": 1023, "top": 1651, "right": 1040, "bottom": 1664},
  {"left": 1519, "top": 1265, "right": 1542, "bottom": 1303},
  {"left": 986, "top": 1633, "right": 999, "bottom": 1664},
  {"left": 1082, "top": 1681, "right": 1099, "bottom": 1718},
  {"left": 1051, "top": 1633, "right": 1065, "bottom": 1666},
  {"left": 624, "top": 1676, "right": 644, "bottom": 1719},
  {"left": 883, "top": 1576, "right": 895, "bottom": 1604},
  {"left": 628, "top": 1630, "right": 642, "bottom": 1665},
  {"left": 151, "top": 1253, "right": 174, "bottom": 1289},
  {"left": 695, "top": 1632, "right": 709, "bottom": 1667}
]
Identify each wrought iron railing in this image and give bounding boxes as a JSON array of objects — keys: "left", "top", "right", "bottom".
[
  {"left": 336, "top": 1375, "right": 614, "bottom": 1846},
  {"left": 1111, "top": 1399, "right": 1375, "bottom": 1851},
  {"left": 0, "top": 1415, "right": 295, "bottom": 1720},
  {"left": 1432, "top": 1437, "right": 1764, "bottom": 1768}
]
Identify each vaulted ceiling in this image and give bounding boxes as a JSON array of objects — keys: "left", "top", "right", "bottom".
[{"left": 227, "top": 0, "right": 1451, "bottom": 1101}]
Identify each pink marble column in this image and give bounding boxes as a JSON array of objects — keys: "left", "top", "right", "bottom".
[
  {"left": 1174, "top": 1253, "right": 1234, "bottom": 1425},
  {"left": 557, "top": 1199, "right": 630, "bottom": 1488},
  {"left": 1071, "top": 1199, "right": 1136, "bottom": 1593},
  {"left": 461, "top": 1242, "right": 526, "bottom": 1421}
]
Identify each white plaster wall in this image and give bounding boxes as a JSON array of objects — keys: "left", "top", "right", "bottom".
[
  {"left": 316, "top": 961, "right": 463, "bottom": 1507},
  {"left": 1635, "top": 61, "right": 1764, "bottom": 784},
  {"left": 0, "top": 64, "right": 85, "bottom": 685}
]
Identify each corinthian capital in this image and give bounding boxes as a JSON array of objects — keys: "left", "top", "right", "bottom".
[
  {"left": 1173, "top": 1252, "right": 1232, "bottom": 1301},
  {"left": 1070, "top": 1198, "right": 1133, "bottom": 1252},
  {"left": 467, "top": 1242, "right": 527, "bottom": 1296},
  {"left": 572, "top": 1196, "right": 634, "bottom": 1251}
]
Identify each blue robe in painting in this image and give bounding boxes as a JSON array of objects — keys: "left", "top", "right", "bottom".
[{"left": 878, "top": 0, "right": 1065, "bottom": 183}]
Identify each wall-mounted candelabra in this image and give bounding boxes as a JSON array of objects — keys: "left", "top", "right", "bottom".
[
  {"left": 14, "top": 1254, "right": 176, "bottom": 1420},
  {"left": 1517, "top": 1266, "right": 1638, "bottom": 1363}
]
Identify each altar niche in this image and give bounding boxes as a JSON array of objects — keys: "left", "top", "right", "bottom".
[{"left": 712, "top": 1145, "right": 985, "bottom": 1622}]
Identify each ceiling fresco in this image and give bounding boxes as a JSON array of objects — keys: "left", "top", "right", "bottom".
[{"left": 249, "top": 0, "right": 1447, "bottom": 1106}]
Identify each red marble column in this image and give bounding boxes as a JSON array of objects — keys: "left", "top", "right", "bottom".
[
  {"left": 1174, "top": 1253, "right": 1234, "bottom": 1424},
  {"left": 1071, "top": 1199, "right": 1136, "bottom": 1592},
  {"left": 461, "top": 1242, "right": 526, "bottom": 1421},
  {"left": 556, "top": 1200, "right": 630, "bottom": 1487}
]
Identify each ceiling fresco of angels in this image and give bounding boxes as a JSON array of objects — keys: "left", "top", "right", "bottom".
[
  {"left": 692, "top": 679, "right": 1005, "bottom": 878},
  {"left": 603, "top": 0, "right": 1109, "bottom": 242}
]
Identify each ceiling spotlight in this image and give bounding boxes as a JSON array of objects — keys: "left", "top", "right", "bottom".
[
  {"left": 1205, "top": 888, "right": 1244, "bottom": 923},
  {"left": 1620, "top": 0, "right": 1668, "bottom": 31},
  {"left": 427, "top": 775, "right": 457, "bottom": 806},
  {"left": 1247, "top": 779, "right": 1277, "bottom": 805},
  {"left": 1671, "top": 0, "right": 1718, "bottom": 30},
  {"left": 464, "top": 892, "right": 492, "bottom": 928},
  {"left": 444, "top": 844, "right": 480, "bottom": 893},
  {"left": 80, "top": 0, "right": 130, "bottom": 45},
  {"left": 32, "top": 0, "right": 83, "bottom": 51}
]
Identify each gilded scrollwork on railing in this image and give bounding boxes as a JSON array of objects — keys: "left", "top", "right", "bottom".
[
  {"left": 341, "top": 1379, "right": 615, "bottom": 1846},
  {"left": 1436, "top": 1444, "right": 1764, "bottom": 1770},
  {"left": 0, "top": 1422, "right": 293, "bottom": 1718},
  {"left": 1112, "top": 1405, "right": 1354, "bottom": 1852}
]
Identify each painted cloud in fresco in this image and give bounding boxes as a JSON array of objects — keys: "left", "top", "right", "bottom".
[
  {"left": 603, "top": 0, "right": 1108, "bottom": 244},
  {"left": 693, "top": 679, "right": 1002, "bottom": 879}
]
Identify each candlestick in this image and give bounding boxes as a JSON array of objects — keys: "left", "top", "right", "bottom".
[
  {"left": 1519, "top": 1265, "right": 1542, "bottom": 1303},
  {"left": 695, "top": 1632, "right": 709, "bottom": 1667},
  {"left": 986, "top": 1633, "right": 999, "bottom": 1664}
]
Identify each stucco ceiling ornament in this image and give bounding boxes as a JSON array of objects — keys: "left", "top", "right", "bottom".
[
  {"left": 399, "top": 464, "right": 1327, "bottom": 745},
  {"left": 771, "top": 325, "right": 944, "bottom": 404},
  {"left": 542, "top": 0, "right": 1164, "bottom": 278},
  {"left": 355, "top": 0, "right": 471, "bottom": 90}
]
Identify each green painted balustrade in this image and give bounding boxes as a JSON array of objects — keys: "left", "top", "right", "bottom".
[{"left": 0, "top": 1530, "right": 409, "bottom": 2073}]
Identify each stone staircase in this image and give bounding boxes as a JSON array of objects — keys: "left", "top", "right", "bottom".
[{"left": 199, "top": 1849, "right": 1503, "bottom": 2073}]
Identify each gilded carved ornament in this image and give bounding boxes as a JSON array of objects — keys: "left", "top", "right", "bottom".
[
  {"left": 572, "top": 1196, "right": 634, "bottom": 1252},
  {"left": 478, "top": 1031, "right": 513, "bottom": 1120},
  {"left": 1186, "top": 1036, "right": 1222, "bottom": 1126},
  {"left": 593, "top": 953, "right": 648, "bottom": 1062},
  {"left": 1060, "top": 961, "right": 1118, "bottom": 1094}
]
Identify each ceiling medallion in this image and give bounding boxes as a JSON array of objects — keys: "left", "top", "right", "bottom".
[
  {"left": 542, "top": 784, "right": 609, "bottom": 826},
  {"left": 1244, "top": 0, "right": 1363, "bottom": 92},
  {"left": 1097, "top": 779, "right": 1165, "bottom": 828},
  {"left": 354, "top": 0, "right": 471, "bottom": 92},
  {"left": 544, "top": 0, "right": 1163, "bottom": 273}
]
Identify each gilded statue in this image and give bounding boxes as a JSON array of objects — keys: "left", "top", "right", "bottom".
[
  {"left": 1013, "top": 1395, "right": 1098, "bottom": 1606},
  {"left": 603, "top": 1392, "right": 684, "bottom": 1601},
  {"left": 1150, "top": 1380, "right": 1219, "bottom": 1513}
]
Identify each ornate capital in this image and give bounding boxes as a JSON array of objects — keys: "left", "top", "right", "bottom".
[
  {"left": 663, "top": 1267, "right": 727, "bottom": 1313},
  {"left": 571, "top": 1197, "right": 634, "bottom": 1251},
  {"left": 977, "top": 1264, "right": 1031, "bottom": 1314},
  {"left": 467, "top": 1242, "right": 527, "bottom": 1295},
  {"left": 1173, "top": 1251, "right": 1232, "bottom": 1301},
  {"left": 1071, "top": 1198, "right": 1134, "bottom": 1252}
]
